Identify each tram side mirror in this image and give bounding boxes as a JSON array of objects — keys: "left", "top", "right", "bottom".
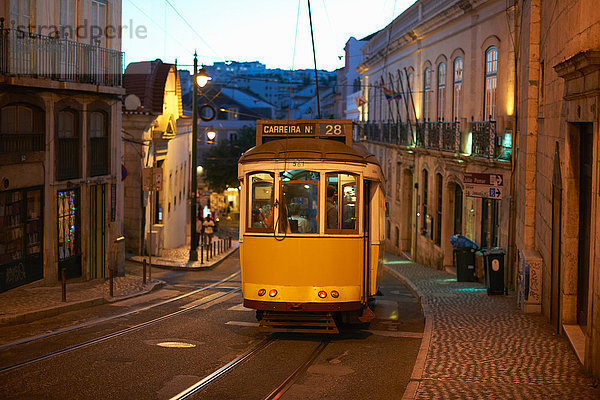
[{"left": 385, "top": 202, "right": 389, "bottom": 218}]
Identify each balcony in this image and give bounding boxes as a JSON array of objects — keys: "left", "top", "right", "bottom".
[
  {"left": 0, "top": 26, "right": 123, "bottom": 87},
  {"left": 89, "top": 137, "right": 109, "bottom": 176},
  {"left": 0, "top": 133, "right": 44, "bottom": 154},
  {"left": 415, "top": 121, "right": 461, "bottom": 152},
  {"left": 56, "top": 138, "right": 80, "bottom": 181},
  {"left": 470, "top": 120, "right": 498, "bottom": 158},
  {"left": 361, "top": 121, "right": 411, "bottom": 146}
]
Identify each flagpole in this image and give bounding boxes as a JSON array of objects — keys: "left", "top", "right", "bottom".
[
  {"left": 397, "top": 69, "right": 414, "bottom": 145},
  {"left": 389, "top": 72, "right": 402, "bottom": 124}
]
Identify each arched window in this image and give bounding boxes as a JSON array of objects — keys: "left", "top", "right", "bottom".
[
  {"left": 437, "top": 63, "right": 446, "bottom": 121},
  {"left": 89, "top": 111, "right": 108, "bottom": 176},
  {"left": 0, "top": 103, "right": 44, "bottom": 153},
  {"left": 452, "top": 58, "right": 463, "bottom": 120},
  {"left": 484, "top": 47, "right": 498, "bottom": 120},
  {"left": 422, "top": 68, "right": 432, "bottom": 121},
  {"left": 56, "top": 109, "right": 80, "bottom": 180}
]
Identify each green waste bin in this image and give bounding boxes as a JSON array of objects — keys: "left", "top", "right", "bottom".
[
  {"left": 454, "top": 248, "right": 477, "bottom": 282},
  {"left": 484, "top": 247, "right": 505, "bottom": 295}
]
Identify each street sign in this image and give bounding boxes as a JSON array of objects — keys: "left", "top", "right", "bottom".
[
  {"left": 464, "top": 172, "right": 504, "bottom": 199},
  {"left": 142, "top": 167, "right": 163, "bottom": 191},
  {"left": 256, "top": 119, "right": 353, "bottom": 146}
]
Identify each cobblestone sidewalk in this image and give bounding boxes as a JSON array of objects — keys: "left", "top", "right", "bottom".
[
  {"left": 382, "top": 253, "right": 600, "bottom": 400},
  {"left": 0, "top": 275, "right": 161, "bottom": 326}
]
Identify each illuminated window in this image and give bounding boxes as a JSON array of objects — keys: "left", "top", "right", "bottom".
[
  {"left": 282, "top": 170, "right": 320, "bottom": 234},
  {"left": 484, "top": 47, "right": 498, "bottom": 120},
  {"left": 325, "top": 173, "right": 358, "bottom": 233},
  {"left": 247, "top": 172, "right": 274, "bottom": 232},
  {"left": 453, "top": 58, "right": 463, "bottom": 120},
  {"left": 423, "top": 68, "right": 432, "bottom": 121},
  {"left": 437, "top": 62, "right": 446, "bottom": 121}
]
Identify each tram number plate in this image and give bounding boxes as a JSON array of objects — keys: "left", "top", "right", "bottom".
[
  {"left": 319, "top": 123, "right": 345, "bottom": 136},
  {"left": 291, "top": 161, "right": 305, "bottom": 168}
]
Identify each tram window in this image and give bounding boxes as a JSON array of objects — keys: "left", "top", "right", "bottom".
[
  {"left": 325, "top": 173, "right": 358, "bottom": 232},
  {"left": 280, "top": 170, "right": 319, "bottom": 234},
  {"left": 248, "top": 172, "right": 274, "bottom": 231}
]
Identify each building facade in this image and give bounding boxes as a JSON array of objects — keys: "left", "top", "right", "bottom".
[
  {"left": 357, "top": 0, "right": 515, "bottom": 274},
  {"left": 122, "top": 60, "right": 189, "bottom": 255},
  {"left": 516, "top": 0, "right": 600, "bottom": 377},
  {"left": 0, "top": 0, "right": 124, "bottom": 291}
]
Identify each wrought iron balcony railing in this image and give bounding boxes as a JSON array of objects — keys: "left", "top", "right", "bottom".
[
  {"left": 361, "top": 121, "right": 412, "bottom": 146},
  {"left": 0, "top": 24, "right": 123, "bottom": 87},
  {"left": 0, "top": 133, "right": 44, "bottom": 154},
  {"left": 56, "top": 138, "right": 80, "bottom": 181},
  {"left": 470, "top": 120, "right": 497, "bottom": 158},
  {"left": 414, "top": 121, "right": 461, "bottom": 152},
  {"left": 89, "top": 137, "right": 109, "bottom": 176}
]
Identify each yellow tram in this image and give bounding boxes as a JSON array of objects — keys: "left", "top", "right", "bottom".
[{"left": 238, "top": 120, "right": 385, "bottom": 333}]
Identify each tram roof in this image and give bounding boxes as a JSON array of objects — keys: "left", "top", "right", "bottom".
[{"left": 238, "top": 137, "right": 379, "bottom": 165}]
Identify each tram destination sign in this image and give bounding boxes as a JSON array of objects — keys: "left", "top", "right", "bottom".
[
  {"left": 257, "top": 119, "right": 353, "bottom": 146},
  {"left": 464, "top": 172, "right": 504, "bottom": 199}
]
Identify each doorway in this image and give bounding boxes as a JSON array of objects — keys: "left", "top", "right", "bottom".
[
  {"left": 577, "top": 123, "right": 592, "bottom": 327},
  {"left": 402, "top": 169, "right": 413, "bottom": 254},
  {"left": 550, "top": 143, "right": 562, "bottom": 333},
  {"left": 57, "top": 188, "right": 81, "bottom": 279},
  {"left": 89, "top": 184, "right": 106, "bottom": 279}
]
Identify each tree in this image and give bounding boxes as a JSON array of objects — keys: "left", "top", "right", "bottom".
[{"left": 202, "top": 126, "right": 256, "bottom": 192}]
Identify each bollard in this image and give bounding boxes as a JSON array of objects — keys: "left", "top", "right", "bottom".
[
  {"left": 200, "top": 243, "right": 204, "bottom": 264},
  {"left": 143, "top": 259, "right": 147, "bottom": 285},
  {"left": 206, "top": 243, "right": 210, "bottom": 262},
  {"left": 109, "top": 267, "right": 114, "bottom": 297},
  {"left": 61, "top": 268, "right": 66, "bottom": 302}
]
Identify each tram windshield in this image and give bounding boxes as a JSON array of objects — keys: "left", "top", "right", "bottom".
[
  {"left": 325, "top": 173, "right": 358, "bottom": 232},
  {"left": 280, "top": 170, "right": 319, "bottom": 234},
  {"left": 248, "top": 172, "right": 274, "bottom": 231}
]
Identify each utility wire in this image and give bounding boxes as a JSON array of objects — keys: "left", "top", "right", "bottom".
[{"left": 162, "top": 0, "right": 221, "bottom": 60}]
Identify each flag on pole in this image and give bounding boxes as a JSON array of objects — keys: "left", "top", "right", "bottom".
[{"left": 381, "top": 76, "right": 402, "bottom": 101}]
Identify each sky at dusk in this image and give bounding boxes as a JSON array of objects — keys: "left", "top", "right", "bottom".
[{"left": 122, "top": 0, "right": 416, "bottom": 73}]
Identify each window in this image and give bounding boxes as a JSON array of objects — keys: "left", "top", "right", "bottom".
[
  {"left": 386, "top": 220, "right": 391, "bottom": 240},
  {"left": 90, "top": 0, "right": 107, "bottom": 46},
  {"left": 452, "top": 58, "right": 463, "bottom": 120},
  {"left": 10, "top": 0, "right": 31, "bottom": 30},
  {"left": 481, "top": 199, "right": 499, "bottom": 248},
  {"left": 396, "top": 162, "right": 402, "bottom": 201},
  {"left": 0, "top": 104, "right": 43, "bottom": 134},
  {"left": 60, "top": 0, "right": 76, "bottom": 29},
  {"left": 56, "top": 109, "right": 80, "bottom": 180},
  {"left": 281, "top": 170, "right": 320, "bottom": 234},
  {"left": 247, "top": 172, "right": 274, "bottom": 232},
  {"left": 422, "top": 169, "right": 428, "bottom": 237},
  {"left": 228, "top": 131, "right": 238, "bottom": 142},
  {"left": 437, "top": 63, "right": 446, "bottom": 121},
  {"left": 395, "top": 226, "right": 400, "bottom": 248},
  {"left": 484, "top": 47, "right": 498, "bottom": 120},
  {"left": 423, "top": 68, "right": 432, "bottom": 121},
  {"left": 436, "top": 173, "right": 443, "bottom": 246},
  {"left": 57, "top": 189, "right": 80, "bottom": 261},
  {"left": 89, "top": 111, "right": 108, "bottom": 176},
  {"left": 325, "top": 173, "right": 358, "bottom": 233}
]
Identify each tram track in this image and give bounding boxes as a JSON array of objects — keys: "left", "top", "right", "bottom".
[
  {"left": 0, "top": 275, "right": 242, "bottom": 374},
  {"left": 0, "top": 271, "right": 240, "bottom": 351},
  {"left": 170, "top": 336, "right": 331, "bottom": 400}
]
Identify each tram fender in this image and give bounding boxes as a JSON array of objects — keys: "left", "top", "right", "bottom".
[{"left": 357, "top": 306, "right": 375, "bottom": 323}]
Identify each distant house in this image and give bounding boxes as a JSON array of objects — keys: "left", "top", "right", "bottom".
[{"left": 122, "top": 59, "right": 189, "bottom": 255}]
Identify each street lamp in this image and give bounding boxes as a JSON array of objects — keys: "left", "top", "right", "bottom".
[
  {"left": 206, "top": 127, "right": 216, "bottom": 144},
  {"left": 190, "top": 53, "right": 211, "bottom": 261}
]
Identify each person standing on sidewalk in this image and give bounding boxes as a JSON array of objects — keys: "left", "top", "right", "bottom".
[
  {"left": 196, "top": 215, "right": 204, "bottom": 248},
  {"left": 203, "top": 214, "right": 215, "bottom": 245}
]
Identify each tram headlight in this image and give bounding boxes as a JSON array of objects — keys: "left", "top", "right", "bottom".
[
  {"left": 318, "top": 290, "right": 327, "bottom": 299},
  {"left": 258, "top": 289, "right": 266, "bottom": 296},
  {"left": 330, "top": 290, "right": 339, "bottom": 298},
  {"left": 269, "top": 289, "right": 278, "bottom": 297}
]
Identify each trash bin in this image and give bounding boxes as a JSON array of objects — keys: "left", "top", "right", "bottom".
[
  {"left": 454, "top": 247, "right": 477, "bottom": 282},
  {"left": 484, "top": 247, "right": 505, "bottom": 295}
]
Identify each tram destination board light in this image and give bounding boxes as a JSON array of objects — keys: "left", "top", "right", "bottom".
[{"left": 256, "top": 119, "right": 354, "bottom": 146}]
